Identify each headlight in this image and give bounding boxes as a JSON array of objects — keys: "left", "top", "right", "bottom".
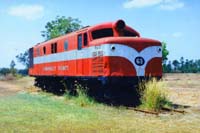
[{"left": 111, "top": 45, "right": 115, "bottom": 51}]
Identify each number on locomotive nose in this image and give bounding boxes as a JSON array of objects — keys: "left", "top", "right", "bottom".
[{"left": 135, "top": 56, "right": 145, "bottom": 66}]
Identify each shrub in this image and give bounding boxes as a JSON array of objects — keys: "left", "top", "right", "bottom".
[
  {"left": 139, "top": 78, "right": 171, "bottom": 111},
  {"left": 64, "top": 83, "right": 96, "bottom": 107}
]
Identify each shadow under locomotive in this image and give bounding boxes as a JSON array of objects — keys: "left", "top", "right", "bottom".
[{"left": 34, "top": 76, "right": 153, "bottom": 107}]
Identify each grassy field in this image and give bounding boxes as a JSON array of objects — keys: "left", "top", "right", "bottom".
[{"left": 0, "top": 74, "right": 200, "bottom": 132}]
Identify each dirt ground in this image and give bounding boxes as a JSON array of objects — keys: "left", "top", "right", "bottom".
[
  {"left": 0, "top": 74, "right": 200, "bottom": 109},
  {"left": 0, "top": 81, "right": 20, "bottom": 96},
  {"left": 0, "top": 77, "right": 34, "bottom": 97}
]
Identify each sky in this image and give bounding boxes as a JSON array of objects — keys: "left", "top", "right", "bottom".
[{"left": 0, "top": 0, "right": 200, "bottom": 68}]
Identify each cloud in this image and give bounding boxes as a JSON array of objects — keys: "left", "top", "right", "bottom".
[
  {"left": 172, "top": 32, "right": 183, "bottom": 38},
  {"left": 8, "top": 4, "right": 44, "bottom": 20},
  {"left": 160, "top": 0, "right": 184, "bottom": 11},
  {"left": 123, "top": 0, "right": 184, "bottom": 10},
  {"left": 123, "top": 0, "right": 162, "bottom": 8}
]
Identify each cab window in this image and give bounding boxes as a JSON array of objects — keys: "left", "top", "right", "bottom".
[
  {"left": 43, "top": 47, "right": 46, "bottom": 54},
  {"left": 64, "top": 40, "right": 68, "bottom": 51},
  {"left": 83, "top": 33, "right": 88, "bottom": 46},
  {"left": 51, "top": 43, "right": 57, "bottom": 53},
  {"left": 78, "top": 34, "right": 82, "bottom": 50},
  {"left": 37, "top": 48, "right": 40, "bottom": 56}
]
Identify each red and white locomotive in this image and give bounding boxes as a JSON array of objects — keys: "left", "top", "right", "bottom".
[{"left": 29, "top": 20, "right": 162, "bottom": 92}]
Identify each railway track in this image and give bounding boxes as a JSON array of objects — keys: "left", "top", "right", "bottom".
[{"left": 127, "top": 107, "right": 186, "bottom": 115}]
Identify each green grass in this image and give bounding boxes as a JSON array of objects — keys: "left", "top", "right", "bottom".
[
  {"left": 0, "top": 90, "right": 200, "bottom": 132},
  {"left": 0, "top": 92, "right": 99, "bottom": 132}
]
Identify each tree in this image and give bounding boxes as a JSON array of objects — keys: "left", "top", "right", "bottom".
[
  {"left": 0, "top": 68, "right": 10, "bottom": 76},
  {"left": 179, "top": 57, "right": 185, "bottom": 72},
  {"left": 162, "top": 42, "right": 169, "bottom": 64},
  {"left": 166, "top": 61, "right": 172, "bottom": 73},
  {"left": 10, "top": 60, "right": 16, "bottom": 69},
  {"left": 10, "top": 60, "right": 17, "bottom": 76},
  {"left": 197, "top": 59, "right": 200, "bottom": 72},
  {"left": 41, "top": 16, "right": 82, "bottom": 40},
  {"left": 172, "top": 60, "right": 179, "bottom": 71},
  {"left": 185, "top": 59, "right": 189, "bottom": 73},
  {"left": 165, "top": 58, "right": 200, "bottom": 73},
  {"left": 189, "top": 60, "right": 198, "bottom": 73},
  {"left": 162, "top": 42, "right": 169, "bottom": 73},
  {"left": 16, "top": 50, "right": 29, "bottom": 69}
]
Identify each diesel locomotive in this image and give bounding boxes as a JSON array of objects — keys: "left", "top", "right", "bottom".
[{"left": 29, "top": 20, "right": 162, "bottom": 94}]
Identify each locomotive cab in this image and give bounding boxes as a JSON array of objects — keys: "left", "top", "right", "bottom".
[
  {"left": 87, "top": 20, "right": 162, "bottom": 79},
  {"left": 89, "top": 20, "right": 140, "bottom": 40}
]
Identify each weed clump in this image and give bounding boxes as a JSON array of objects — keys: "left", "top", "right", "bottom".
[
  {"left": 64, "top": 83, "right": 96, "bottom": 107},
  {"left": 26, "top": 85, "right": 41, "bottom": 93},
  {"left": 139, "top": 78, "right": 172, "bottom": 111}
]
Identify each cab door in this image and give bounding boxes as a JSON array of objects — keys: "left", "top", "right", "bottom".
[{"left": 76, "top": 34, "right": 83, "bottom": 76}]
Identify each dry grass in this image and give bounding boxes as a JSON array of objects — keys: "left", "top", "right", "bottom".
[
  {"left": 0, "top": 81, "right": 21, "bottom": 97},
  {"left": 163, "top": 73, "right": 200, "bottom": 107},
  {"left": 26, "top": 85, "right": 41, "bottom": 93},
  {"left": 0, "top": 76, "right": 35, "bottom": 97},
  {"left": 7, "top": 76, "right": 35, "bottom": 89}
]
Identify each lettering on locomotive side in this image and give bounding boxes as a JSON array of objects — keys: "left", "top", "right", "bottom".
[
  {"left": 92, "top": 50, "right": 104, "bottom": 74},
  {"left": 94, "top": 45, "right": 101, "bottom": 49},
  {"left": 92, "top": 51, "right": 97, "bottom": 57},
  {"left": 43, "top": 65, "right": 69, "bottom": 71},
  {"left": 92, "top": 50, "right": 104, "bottom": 57},
  {"left": 98, "top": 51, "right": 103, "bottom": 56},
  {"left": 58, "top": 65, "right": 69, "bottom": 71},
  {"left": 44, "top": 66, "right": 56, "bottom": 71}
]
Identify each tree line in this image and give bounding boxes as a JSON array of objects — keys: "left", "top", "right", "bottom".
[
  {"left": 0, "top": 60, "right": 28, "bottom": 76},
  {"left": 162, "top": 42, "right": 200, "bottom": 73},
  {"left": 163, "top": 57, "right": 200, "bottom": 73},
  {"left": 0, "top": 60, "right": 16, "bottom": 76}
]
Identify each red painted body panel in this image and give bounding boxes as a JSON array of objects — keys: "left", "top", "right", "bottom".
[
  {"left": 145, "top": 58, "right": 162, "bottom": 77},
  {"left": 29, "top": 57, "right": 137, "bottom": 77}
]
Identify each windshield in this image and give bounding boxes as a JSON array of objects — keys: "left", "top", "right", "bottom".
[
  {"left": 123, "top": 30, "right": 138, "bottom": 37},
  {"left": 91, "top": 28, "right": 138, "bottom": 40},
  {"left": 92, "top": 28, "right": 113, "bottom": 39}
]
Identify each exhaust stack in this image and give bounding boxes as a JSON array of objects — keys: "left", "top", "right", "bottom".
[{"left": 113, "top": 19, "right": 126, "bottom": 31}]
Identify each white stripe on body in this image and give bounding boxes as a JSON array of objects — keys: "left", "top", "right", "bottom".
[{"left": 34, "top": 44, "right": 162, "bottom": 76}]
